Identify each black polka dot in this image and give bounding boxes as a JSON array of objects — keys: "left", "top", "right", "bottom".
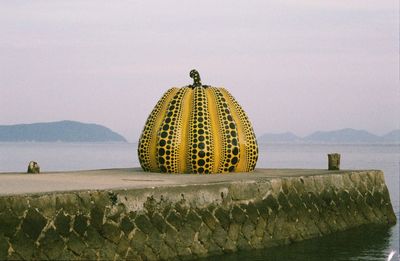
[
  {"left": 198, "top": 159, "right": 205, "bottom": 166},
  {"left": 159, "top": 148, "right": 165, "bottom": 156},
  {"left": 231, "top": 157, "right": 238, "bottom": 164},
  {"left": 159, "top": 157, "right": 165, "bottom": 164}
]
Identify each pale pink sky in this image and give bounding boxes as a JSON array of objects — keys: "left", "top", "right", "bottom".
[{"left": 0, "top": 1, "right": 398, "bottom": 141}]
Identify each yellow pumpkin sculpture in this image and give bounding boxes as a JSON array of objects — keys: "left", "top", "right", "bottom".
[{"left": 138, "top": 70, "right": 258, "bottom": 174}]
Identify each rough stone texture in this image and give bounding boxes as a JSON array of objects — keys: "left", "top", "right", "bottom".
[{"left": 0, "top": 170, "right": 396, "bottom": 260}]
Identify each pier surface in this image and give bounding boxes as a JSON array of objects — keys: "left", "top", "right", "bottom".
[{"left": 1, "top": 168, "right": 350, "bottom": 195}]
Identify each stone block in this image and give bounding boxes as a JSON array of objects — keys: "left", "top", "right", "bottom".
[
  {"left": 125, "top": 248, "right": 141, "bottom": 261},
  {"left": 177, "top": 225, "right": 195, "bottom": 248},
  {"left": 198, "top": 223, "right": 212, "bottom": 246},
  {"left": 105, "top": 203, "right": 126, "bottom": 223},
  {"left": 116, "top": 235, "right": 130, "bottom": 257},
  {"left": 243, "top": 202, "right": 259, "bottom": 224},
  {"left": 67, "top": 232, "right": 87, "bottom": 256},
  {"left": 58, "top": 249, "right": 77, "bottom": 260},
  {"left": 10, "top": 230, "right": 36, "bottom": 260},
  {"left": 242, "top": 219, "right": 255, "bottom": 241},
  {"left": 7, "top": 196, "right": 29, "bottom": 217},
  {"left": 0, "top": 208, "right": 20, "bottom": 237},
  {"left": 255, "top": 217, "right": 266, "bottom": 238},
  {"left": 150, "top": 212, "right": 166, "bottom": 233},
  {"left": 84, "top": 226, "right": 103, "bottom": 249},
  {"left": 191, "top": 240, "right": 208, "bottom": 257},
  {"left": 230, "top": 182, "right": 256, "bottom": 201},
  {"left": 186, "top": 210, "right": 203, "bottom": 231},
  {"left": 130, "top": 229, "right": 147, "bottom": 252},
  {"left": 0, "top": 234, "right": 10, "bottom": 260},
  {"left": 166, "top": 211, "right": 183, "bottom": 231},
  {"left": 143, "top": 245, "right": 158, "bottom": 261},
  {"left": 147, "top": 230, "right": 163, "bottom": 254},
  {"left": 73, "top": 213, "right": 88, "bottom": 236},
  {"left": 214, "top": 208, "right": 230, "bottom": 230},
  {"left": 236, "top": 235, "right": 251, "bottom": 251},
  {"left": 228, "top": 223, "right": 240, "bottom": 242},
  {"left": 90, "top": 191, "right": 112, "bottom": 209},
  {"left": 54, "top": 211, "right": 71, "bottom": 237},
  {"left": 264, "top": 194, "right": 279, "bottom": 212},
  {"left": 164, "top": 224, "right": 178, "bottom": 250},
  {"left": 159, "top": 241, "right": 177, "bottom": 260},
  {"left": 82, "top": 249, "right": 98, "bottom": 260},
  {"left": 101, "top": 221, "right": 121, "bottom": 243},
  {"left": 212, "top": 225, "right": 227, "bottom": 248},
  {"left": 135, "top": 214, "right": 156, "bottom": 234},
  {"left": 90, "top": 206, "right": 104, "bottom": 230},
  {"left": 121, "top": 216, "right": 135, "bottom": 235},
  {"left": 231, "top": 206, "right": 246, "bottom": 224},
  {"left": 98, "top": 239, "right": 117, "bottom": 261},
  {"left": 55, "top": 194, "right": 79, "bottom": 214},
  {"left": 38, "top": 228, "right": 65, "bottom": 260},
  {"left": 207, "top": 241, "right": 223, "bottom": 256},
  {"left": 21, "top": 208, "right": 47, "bottom": 241},
  {"left": 29, "top": 195, "right": 57, "bottom": 218},
  {"left": 199, "top": 209, "right": 218, "bottom": 231}
]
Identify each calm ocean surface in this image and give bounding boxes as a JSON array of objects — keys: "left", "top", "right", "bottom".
[{"left": 0, "top": 142, "right": 399, "bottom": 260}]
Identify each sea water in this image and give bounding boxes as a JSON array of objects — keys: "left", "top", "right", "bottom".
[{"left": 0, "top": 142, "right": 398, "bottom": 260}]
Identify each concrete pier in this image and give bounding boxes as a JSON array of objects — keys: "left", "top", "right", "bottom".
[{"left": 0, "top": 168, "right": 396, "bottom": 260}]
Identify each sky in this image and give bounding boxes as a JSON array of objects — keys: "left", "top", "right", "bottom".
[{"left": 0, "top": 1, "right": 398, "bottom": 142}]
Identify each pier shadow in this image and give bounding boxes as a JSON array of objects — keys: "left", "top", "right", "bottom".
[{"left": 202, "top": 224, "right": 396, "bottom": 261}]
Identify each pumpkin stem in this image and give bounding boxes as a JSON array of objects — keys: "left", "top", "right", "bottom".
[{"left": 189, "top": 69, "right": 202, "bottom": 88}]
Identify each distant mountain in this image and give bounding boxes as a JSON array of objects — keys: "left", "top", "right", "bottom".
[
  {"left": 304, "top": 128, "right": 381, "bottom": 143},
  {"left": 258, "top": 128, "right": 399, "bottom": 144},
  {"left": 0, "top": 121, "right": 127, "bottom": 142},
  {"left": 382, "top": 129, "right": 400, "bottom": 143},
  {"left": 258, "top": 132, "right": 301, "bottom": 143}
]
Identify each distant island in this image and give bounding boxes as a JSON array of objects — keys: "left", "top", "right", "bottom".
[
  {"left": 0, "top": 121, "right": 127, "bottom": 142},
  {"left": 258, "top": 128, "right": 400, "bottom": 144}
]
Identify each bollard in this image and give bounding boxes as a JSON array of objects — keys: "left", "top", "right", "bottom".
[
  {"left": 27, "top": 161, "right": 40, "bottom": 174},
  {"left": 328, "top": 153, "right": 340, "bottom": 170}
]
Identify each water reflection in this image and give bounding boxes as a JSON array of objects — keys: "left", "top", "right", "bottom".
[{"left": 202, "top": 225, "right": 395, "bottom": 261}]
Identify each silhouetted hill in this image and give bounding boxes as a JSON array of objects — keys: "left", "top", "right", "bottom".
[
  {"left": 0, "top": 121, "right": 127, "bottom": 142},
  {"left": 382, "top": 129, "right": 400, "bottom": 143},
  {"left": 304, "top": 128, "right": 381, "bottom": 143},
  {"left": 258, "top": 128, "right": 399, "bottom": 144},
  {"left": 258, "top": 132, "right": 301, "bottom": 143}
]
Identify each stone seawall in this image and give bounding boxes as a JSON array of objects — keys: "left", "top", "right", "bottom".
[{"left": 0, "top": 170, "right": 396, "bottom": 260}]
